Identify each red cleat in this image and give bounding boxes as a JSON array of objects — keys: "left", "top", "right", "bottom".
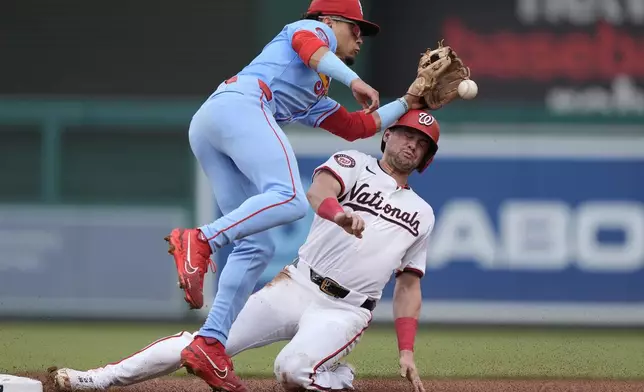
[
  {"left": 164, "top": 228, "right": 214, "bottom": 309},
  {"left": 181, "top": 336, "right": 248, "bottom": 392}
]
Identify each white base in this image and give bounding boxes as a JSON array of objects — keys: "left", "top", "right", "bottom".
[{"left": 0, "top": 375, "right": 43, "bottom": 392}]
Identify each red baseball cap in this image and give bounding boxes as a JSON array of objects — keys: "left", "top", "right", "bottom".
[
  {"left": 381, "top": 110, "right": 440, "bottom": 173},
  {"left": 307, "top": 0, "right": 380, "bottom": 36}
]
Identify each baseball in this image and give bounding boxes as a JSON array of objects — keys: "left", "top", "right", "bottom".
[{"left": 458, "top": 79, "right": 478, "bottom": 100}]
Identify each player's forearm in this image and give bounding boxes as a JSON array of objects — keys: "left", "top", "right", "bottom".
[
  {"left": 365, "top": 94, "right": 414, "bottom": 132},
  {"left": 309, "top": 191, "right": 344, "bottom": 223},
  {"left": 319, "top": 93, "right": 419, "bottom": 141},
  {"left": 307, "top": 187, "right": 338, "bottom": 214},
  {"left": 393, "top": 275, "right": 422, "bottom": 319},
  {"left": 319, "top": 106, "right": 378, "bottom": 141},
  {"left": 393, "top": 274, "right": 422, "bottom": 353},
  {"left": 319, "top": 97, "right": 409, "bottom": 141},
  {"left": 309, "top": 47, "right": 360, "bottom": 88},
  {"left": 306, "top": 171, "right": 344, "bottom": 221},
  {"left": 372, "top": 96, "right": 413, "bottom": 133}
]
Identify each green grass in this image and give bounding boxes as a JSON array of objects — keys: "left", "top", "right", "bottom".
[{"left": 1, "top": 321, "right": 643, "bottom": 379}]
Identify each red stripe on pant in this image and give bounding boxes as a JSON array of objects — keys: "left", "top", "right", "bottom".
[
  {"left": 207, "top": 91, "right": 297, "bottom": 243},
  {"left": 107, "top": 331, "right": 189, "bottom": 366}
]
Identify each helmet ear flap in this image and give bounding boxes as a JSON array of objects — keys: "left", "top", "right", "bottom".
[
  {"left": 417, "top": 156, "right": 432, "bottom": 173},
  {"left": 417, "top": 138, "right": 438, "bottom": 173}
]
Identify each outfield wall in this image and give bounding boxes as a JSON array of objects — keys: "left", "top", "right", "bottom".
[
  {"left": 0, "top": 205, "right": 192, "bottom": 319},
  {"left": 203, "top": 130, "right": 644, "bottom": 326}
]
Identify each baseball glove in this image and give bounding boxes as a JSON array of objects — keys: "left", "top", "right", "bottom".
[{"left": 407, "top": 40, "right": 471, "bottom": 110}]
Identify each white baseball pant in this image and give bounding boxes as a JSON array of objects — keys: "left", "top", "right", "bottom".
[{"left": 76, "top": 263, "right": 372, "bottom": 391}]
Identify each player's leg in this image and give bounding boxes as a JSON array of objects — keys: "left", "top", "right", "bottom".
[
  {"left": 165, "top": 88, "right": 307, "bottom": 311},
  {"left": 50, "top": 145, "right": 273, "bottom": 392},
  {"left": 168, "top": 83, "right": 307, "bottom": 391},
  {"left": 50, "top": 330, "right": 196, "bottom": 391},
  {"left": 189, "top": 132, "right": 281, "bottom": 345},
  {"left": 50, "top": 268, "right": 312, "bottom": 392},
  {"left": 181, "top": 89, "right": 308, "bottom": 343},
  {"left": 177, "top": 126, "right": 276, "bottom": 391},
  {"left": 181, "top": 263, "right": 314, "bottom": 392},
  {"left": 224, "top": 266, "right": 311, "bottom": 356},
  {"left": 195, "top": 89, "right": 308, "bottom": 250},
  {"left": 198, "top": 230, "right": 275, "bottom": 347},
  {"left": 273, "top": 298, "right": 372, "bottom": 391}
]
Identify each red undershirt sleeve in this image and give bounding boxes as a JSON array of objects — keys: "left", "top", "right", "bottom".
[
  {"left": 291, "top": 30, "right": 328, "bottom": 67},
  {"left": 318, "top": 106, "right": 379, "bottom": 142}
]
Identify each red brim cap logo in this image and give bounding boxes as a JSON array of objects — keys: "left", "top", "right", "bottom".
[
  {"left": 334, "top": 153, "right": 356, "bottom": 168},
  {"left": 418, "top": 112, "right": 435, "bottom": 126}
]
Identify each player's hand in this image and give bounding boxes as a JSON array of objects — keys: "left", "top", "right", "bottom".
[
  {"left": 399, "top": 350, "right": 425, "bottom": 392},
  {"left": 350, "top": 78, "right": 380, "bottom": 114},
  {"left": 333, "top": 210, "right": 365, "bottom": 239},
  {"left": 403, "top": 94, "right": 427, "bottom": 110}
]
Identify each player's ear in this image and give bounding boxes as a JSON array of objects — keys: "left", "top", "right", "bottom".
[
  {"left": 383, "top": 129, "right": 392, "bottom": 143},
  {"left": 319, "top": 15, "right": 333, "bottom": 29}
]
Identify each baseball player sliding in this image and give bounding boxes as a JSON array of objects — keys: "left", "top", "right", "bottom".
[
  {"left": 157, "top": 0, "right": 470, "bottom": 389},
  {"left": 51, "top": 109, "right": 442, "bottom": 392}
]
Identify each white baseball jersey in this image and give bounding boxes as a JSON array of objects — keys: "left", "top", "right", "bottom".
[{"left": 297, "top": 149, "right": 436, "bottom": 300}]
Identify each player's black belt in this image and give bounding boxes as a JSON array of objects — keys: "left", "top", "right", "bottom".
[{"left": 293, "top": 258, "right": 376, "bottom": 311}]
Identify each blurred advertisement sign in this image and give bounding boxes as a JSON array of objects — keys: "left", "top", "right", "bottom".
[
  {"left": 371, "top": 0, "right": 644, "bottom": 115},
  {"left": 207, "top": 132, "right": 644, "bottom": 325},
  {"left": 0, "top": 206, "right": 190, "bottom": 319}
]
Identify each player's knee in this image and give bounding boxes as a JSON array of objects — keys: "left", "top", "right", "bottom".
[
  {"left": 273, "top": 352, "right": 313, "bottom": 390},
  {"left": 289, "top": 191, "right": 308, "bottom": 221},
  {"left": 269, "top": 189, "right": 307, "bottom": 223},
  {"left": 261, "top": 177, "right": 308, "bottom": 224}
]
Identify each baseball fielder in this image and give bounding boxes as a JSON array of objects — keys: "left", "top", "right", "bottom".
[
  {"left": 158, "top": 0, "right": 470, "bottom": 388},
  {"left": 51, "top": 109, "right": 440, "bottom": 392}
]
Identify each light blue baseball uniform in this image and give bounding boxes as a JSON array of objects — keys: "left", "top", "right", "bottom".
[{"left": 189, "top": 19, "right": 346, "bottom": 344}]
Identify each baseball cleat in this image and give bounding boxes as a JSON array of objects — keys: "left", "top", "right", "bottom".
[
  {"left": 180, "top": 336, "right": 248, "bottom": 392},
  {"left": 49, "top": 366, "right": 108, "bottom": 391},
  {"left": 164, "top": 228, "right": 215, "bottom": 309}
]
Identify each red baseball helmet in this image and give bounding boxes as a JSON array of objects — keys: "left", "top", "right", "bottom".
[
  {"left": 380, "top": 109, "right": 440, "bottom": 173},
  {"left": 307, "top": 0, "right": 380, "bottom": 36}
]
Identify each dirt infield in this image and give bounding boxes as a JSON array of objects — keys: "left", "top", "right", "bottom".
[{"left": 20, "top": 371, "right": 644, "bottom": 392}]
